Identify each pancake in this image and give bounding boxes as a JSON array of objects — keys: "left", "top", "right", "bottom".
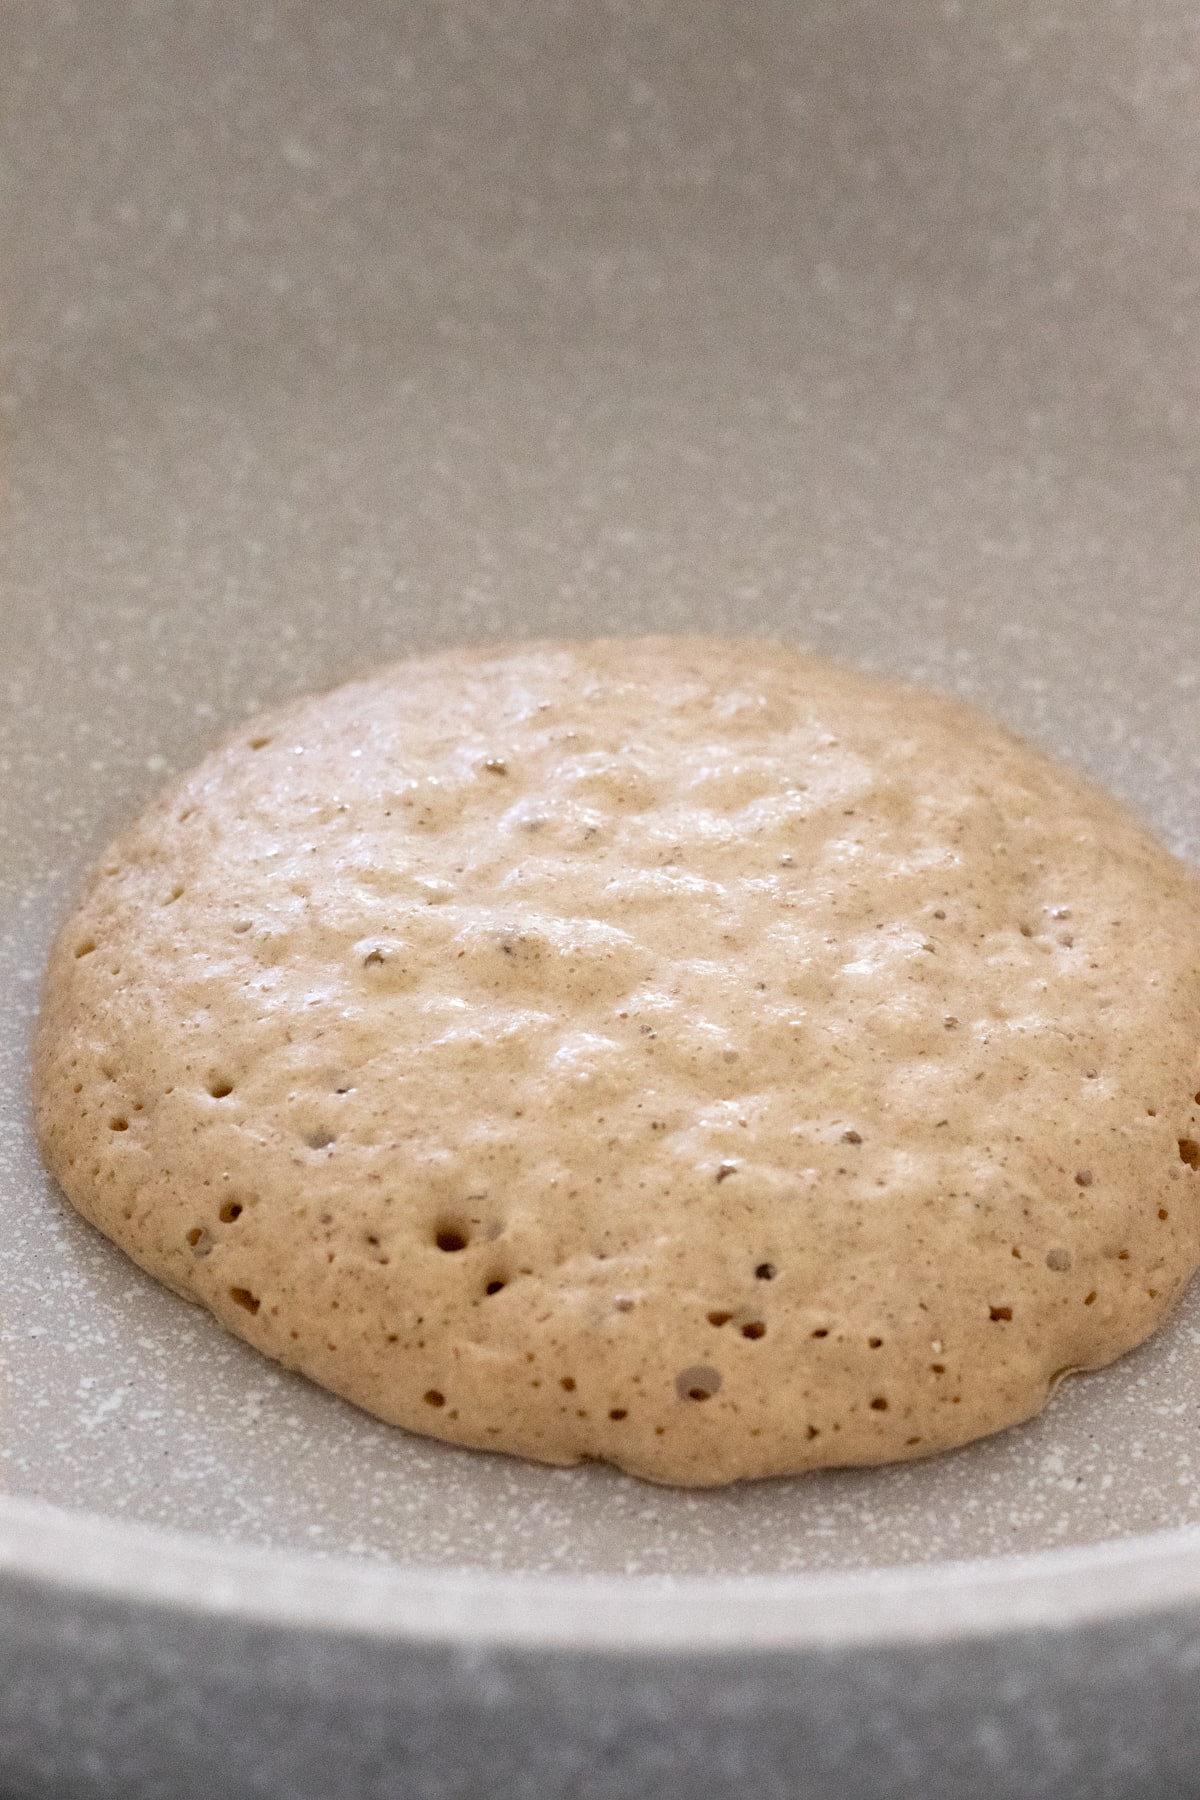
[{"left": 33, "top": 638, "right": 1200, "bottom": 1484}]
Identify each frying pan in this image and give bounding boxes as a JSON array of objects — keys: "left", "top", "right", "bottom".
[{"left": 3, "top": 3, "right": 1200, "bottom": 1794}]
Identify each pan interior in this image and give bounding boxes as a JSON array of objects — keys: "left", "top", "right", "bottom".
[{"left": 2, "top": 0, "right": 1199, "bottom": 1579}]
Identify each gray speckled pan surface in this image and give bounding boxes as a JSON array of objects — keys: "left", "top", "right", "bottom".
[{"left": 2, "top": 2, "right": 1200, "bottom": 1795}]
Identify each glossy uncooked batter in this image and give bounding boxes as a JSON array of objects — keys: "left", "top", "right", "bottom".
[{"left": 33, "top": 639, "right": 1200, "bottom": 1484}]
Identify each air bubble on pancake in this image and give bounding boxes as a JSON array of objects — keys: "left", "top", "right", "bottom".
[
  {"left": 74, "top": 938, "right": 96, "bottom": 959},
  {"left": 435, "top": 1225, "right": 469, "bottom": 1253},
  {"left": 305, "top": 1129, "right": 335, "bottom": 1150},
  {"left": 248, "top": 736, "right": 272, "bottom": 751},
  {"left": 423, "top": 1389, "right": 445, "bottom": 1407},
  {"left": 755, "top": 1262, "right": 776, "bottom": 1280},
  {"left": 989, "top": 1305, "right": 1013, "bottom": 1321},
  {"left": 741, "top": 1321, "right": 766, "bottom": 1339},
  {"left": 108, "top": 1117, "right": 128, "bottom": 1132},
  {"left": 185, "top": 1227, "right": 211, "bottom": 1255},
  {"left": 676, "top": 1365, "right": 721, "bottom": 1401},
  {"left": 207, "top": 1078, "right": 234, "bottom": 1100},
  {"left": 1179, "top": 1138, "right": 1200, "bottom": 1170},
  {"left": 219, "top": 1200, "right": 243, "bottom": 1224},
  {"left": 870, "top": 1396, "right": 889, "bottom": 1411},
  {"left": 229, "top": 1287, "right": 260, "bottom": 1314}
]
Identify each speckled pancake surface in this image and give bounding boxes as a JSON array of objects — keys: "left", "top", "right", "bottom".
[{"left": 33, "top": 638, "right": 1200, "bottom": 1485}]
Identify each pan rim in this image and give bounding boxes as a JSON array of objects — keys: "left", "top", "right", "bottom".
[{"left": 3, "top": 1493, "right": 1198, "bottom": 1654}]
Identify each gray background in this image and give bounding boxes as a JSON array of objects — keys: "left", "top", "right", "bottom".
[{"left": 1, "top": 1, "right": 1199, "bottom": 1793}]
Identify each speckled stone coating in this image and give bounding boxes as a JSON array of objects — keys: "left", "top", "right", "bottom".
[{"left": 33, "top": 638, "right": 1200, "bottom": 1484}]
